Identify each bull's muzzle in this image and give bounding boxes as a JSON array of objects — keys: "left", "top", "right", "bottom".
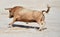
[{"left": 9, "top": 15, "right": 13, "bottom": 18}]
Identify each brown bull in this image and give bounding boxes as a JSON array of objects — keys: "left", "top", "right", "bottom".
[{"left": 5, "top": 5, "right": 50, "bottom": 31}]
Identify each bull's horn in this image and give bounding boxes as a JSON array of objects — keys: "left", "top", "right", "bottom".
[{"left": 5, "top": 8, "right": 12, "bottom": 10}]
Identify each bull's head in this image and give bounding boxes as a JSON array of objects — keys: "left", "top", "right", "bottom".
[
  {"left": 5, "top": 6, "right": 23, "bottom": 18},
  {"left": 5, "top": 8, "right": 14, "bottom": 18}
]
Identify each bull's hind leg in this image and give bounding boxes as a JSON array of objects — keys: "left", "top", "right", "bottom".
[
  {"left": 37, "top": 20, "right": 46, "bottom": 31},
  {"left": 37, "top": 21, "right": 43, "bottom": 31},
  {"left": 40, "top": 21, "right": 47, "bottom": 31}
]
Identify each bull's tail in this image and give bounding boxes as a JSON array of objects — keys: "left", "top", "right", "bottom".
[{"left": 42, "top": 5, "right": 50, "bottom": 13}]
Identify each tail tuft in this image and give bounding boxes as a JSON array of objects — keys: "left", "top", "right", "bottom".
[{"left": 42, "top": 5, "right": 51, "bottom": 13}]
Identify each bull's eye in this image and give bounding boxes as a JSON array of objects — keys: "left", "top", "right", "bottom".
[{"left": 9, "top": 10, "right": 11, "bottom": 12}]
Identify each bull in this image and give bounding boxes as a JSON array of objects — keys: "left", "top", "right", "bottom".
[{"left": 5, "top": 5, "right": 50, "bottom": 31}]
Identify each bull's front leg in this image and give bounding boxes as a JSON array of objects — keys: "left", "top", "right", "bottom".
[{"left": 9, "top": 17, "right": 16, "bottom": 28}]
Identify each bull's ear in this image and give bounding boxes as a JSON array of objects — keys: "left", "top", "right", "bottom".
[{"left": 5, "top": 8, "right": 12, "bottom": 10}]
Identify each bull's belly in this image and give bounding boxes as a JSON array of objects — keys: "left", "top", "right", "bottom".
[{"left": 16, "top": 19, "right": 36, "bottom": 22}]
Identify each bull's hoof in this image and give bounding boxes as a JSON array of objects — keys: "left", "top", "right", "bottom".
[
  {"left": 9, "top": 23, "right": 11, "bottom": 25},
  {"left": 39, "top": 28, "right": 47, "bottom": 31},
  {"left": 38, "top": 28, "right": 43, "bottom": 31},
  {"left": 8, "top": 26, "right": 11, "bottom": 28},
  {"left": 8, "top": 25, "right": 13, "bottom": 28}
]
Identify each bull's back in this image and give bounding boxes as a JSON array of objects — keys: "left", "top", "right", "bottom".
[{"left": 14, "top": 8, "right": 43, "bottom": 21}]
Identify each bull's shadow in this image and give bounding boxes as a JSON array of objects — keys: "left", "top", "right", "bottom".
[{"left": 12, "top": 24, "right": 39, "bottom": 29}]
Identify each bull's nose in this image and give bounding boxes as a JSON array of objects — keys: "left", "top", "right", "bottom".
[
  {"left": 9, "top": 16, "right": 12, "bottom": 18},
  {"left": 9, "top": 16, "right": 13, "bottom": 18}
]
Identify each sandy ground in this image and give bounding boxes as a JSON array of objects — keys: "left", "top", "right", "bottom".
[{"left": 0, "top": 0, "right": 60, "bottom": 37}]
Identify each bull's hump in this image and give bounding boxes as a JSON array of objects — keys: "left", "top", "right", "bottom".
[{"left": 20, "top": 9, "right": 32, "bottom": 13}]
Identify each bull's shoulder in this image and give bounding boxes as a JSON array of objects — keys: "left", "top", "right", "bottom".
[
  {"left": 12, "top": 6, "right": 23, "bottom": 10},
  {"left": 10, "top": 6, "right": 23, "bottom": 12},
  {"left": 13, "top": 6, "right": 23, "bottom": 9}
]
